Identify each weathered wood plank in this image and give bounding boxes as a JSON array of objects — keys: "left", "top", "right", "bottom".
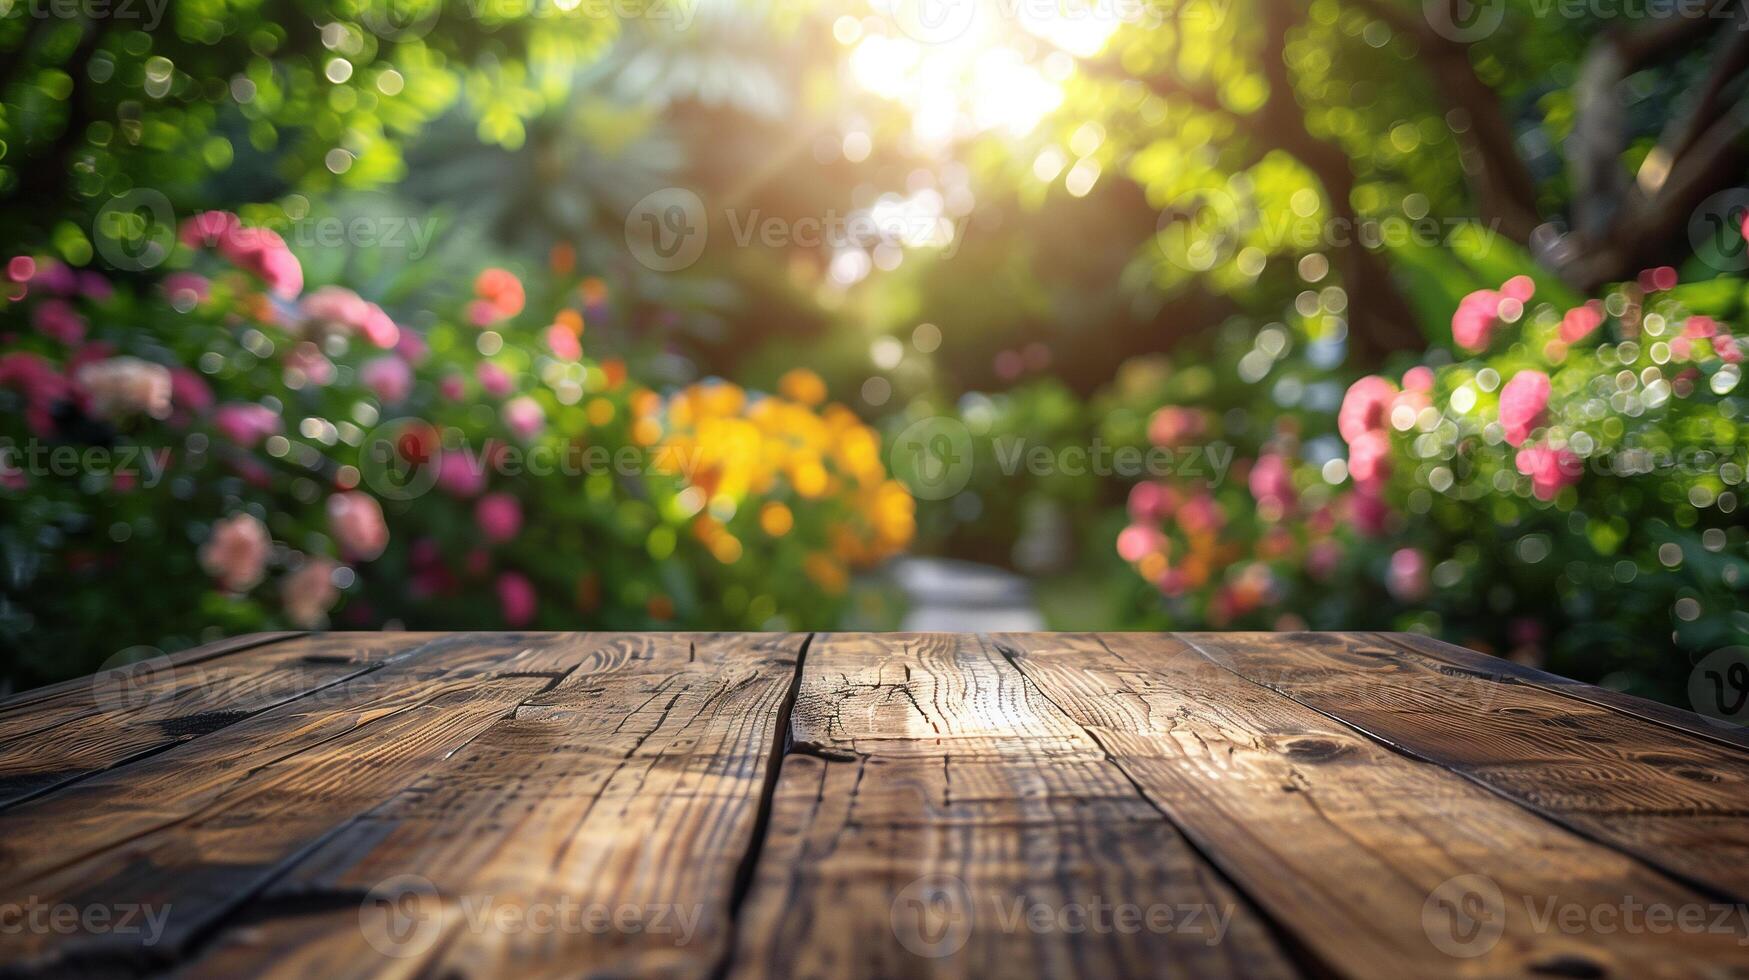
[
  {"left": 0, "top": 632, "right": 585, "bottom": 973},
  {"left": 1183, "top": 631, "right": 1749, "bottom": 904},
  {"left": 0, "top": 632, "right": 302, "bottom": 740},
  {"left": 727, "top": 633, "right": 1301, "bottom": 979},
  {"left": 0, "top": 633, "right": 430, "bottom": 808},
  {"left": 173, "top": 633, "right": 806, "bottom": 980},
  {"left": 1380, "top": 631, "right": 1749, "bottom": 754},
  {"left": 998, "top": 632, "right": 1749, "bottom": 979}
]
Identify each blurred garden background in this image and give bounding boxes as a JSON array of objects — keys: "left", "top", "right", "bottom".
[{"left": 4, "top": 0, "right": 1749, "bottom": 710}]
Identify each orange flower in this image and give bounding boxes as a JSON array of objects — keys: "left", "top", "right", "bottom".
[{"left": 779, "top": 368, "right": 827, "bottom": 407}]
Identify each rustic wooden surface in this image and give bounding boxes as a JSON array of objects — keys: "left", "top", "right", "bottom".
[{"left": 0, "top": 633, "right": 1745, "bottom": 978}]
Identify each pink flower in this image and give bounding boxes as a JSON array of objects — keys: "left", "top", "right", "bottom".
[
  {"left": 1718, "top": 334, "right": 1743, "bottom": 363},
  {"left": 1498, "top": 370, "right": 1551, "bottom": 447},
  {"left": 75, "top": 356, "right": 172, "bottom": 420},
  {"left": 298, "top": 286, "right": 399, "bottom": 348},
  {"left": 1638, "top": 266, "right": 1678, "bottom": 292},
  {"left": 503, "top": 396, "right": 544, "bottom": 439},
  {"left": 1684, "top": 316, "right": 1719, "bottom": 339},
  {"left": 439, "top": 374, "right": 467, "bottom": 401},
  {"left": 0, "top": 352, "right": 69, "bottom": 435},
  {"left": 475, "top": 493, "right": 523, "bottom": 543},
  {"left": 1248, "top": 453, "right": 1296, "bottom": 511},
  {"left": 299, "top": 285, "right": 367, "bottom": 330},
  {"left": 361, "top": 356, "right": 413, "bottom": 405},
  {"left": 1346, "top": 429, "right": 1391, "bottom": 490},
  {"left": 1560, "top": 301, "right": 1604, "bottom": 343},
  {"left": 358, "top": 305, "right": 399, "bottom": 349},
  {"left": 1176, "top": 493, "right": 1224, "bottom": 536},
  {"left": 162, "top": 272, "right": 210, "bottom": 308},
  {"left": 497, "top": 571, "right": 537, "bottom": 626},
  {"left": 1338, "top": 376, "right": 1397, "bottom": 443},
  {"left": 200, "top": 513, "right": 271, "bottom": 592},
  {"left": 214, "top": 402, "right": 281, "bottom": 447},
  {"left": 547, "top": 324, "right": 581, "bottom": 360},
  {"left": 1349, "top": 488, "right": 1392, "bottom": 536},
  {"left": 180, "top": 211, "right": 243, "bottom": 250},
  {"left": 437, "top": 451, "right": 487, "bottom": 497},
  {"left": 477, "top": 362, "right": 513, "bottom": 398},
  {"left": 220, "top": 225, "right": 303, "bottom": 299},
  {"left": 1306, "top": 539, "right": 1343, "bottom": 580},
  {"left": 1452, "top": 289, "right": 1503, "bottom": 352},
  {"left": 6, "top": 256, "right": 35, "bottom": 283},
  {"left": 395, "top": 328, "right": 428, "bottom": 364},
  {"left": 32, "top": 299, "right": 85, "bottom": 345},
  {"left": 1127, "top": 481, "right": 1169, "bottom": 522},
  {"left": 327, "top": 491, "right": 389, "bottom": 561},
  {"left": 1402, "top": 366, "right": 1434, "bottom": 393},
  {"left": 1386, "top": 548, "right": 1430, "bottom": 602},
  {"left": 180, "top": 213, "right": 303, "bottom": 299},
  {"left": 1147, "top": 406, "right": 1206, "bottom": 447},
  {"left": 281, "top": 557, "right": 341, "bottom": 628},
  {"left": 170, "top": 368, "right": 213, "bottom": 416},
  {"left": 1501, "top": 275, "right": 1535, "bottom": 303},
  {"left": 1116, "top": 523, "right": 1163, "bottom": 562},
  {"left": 1516, "top": 444, "right": 1582, "bottom": 501},
  {"left": 283, "top": 343, "right": 334, "bottom": 387}
]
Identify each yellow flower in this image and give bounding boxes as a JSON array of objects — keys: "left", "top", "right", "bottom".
[{"left": 779, "top": 368, "right": 827, "bottom": 406}]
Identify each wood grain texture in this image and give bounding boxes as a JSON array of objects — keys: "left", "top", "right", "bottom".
[
  {"left": 176, "top": 632, "right": 805, "bottom": 980},
  {"left": 1380, "top": 631, "right": 1749, "bottom": 754},
  {"left": 726, "top": 633, "right": 1300, "bottom": 979},
  {"left": 1182, "top": 631, "right": 1749, "bottom": 904},
  {"left": 1, "top": 631, "right": 1746, "bottom": 979},
  {"left": 996, "top": 633, "right": 1749, "bottom": 979},
  {"left": 0, "top": 632, "right": 426, "bottom": 808}
]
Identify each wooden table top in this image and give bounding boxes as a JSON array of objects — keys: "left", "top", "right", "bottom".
[{"left": 1, "top": 632, "right": 1746, "bottom": 978}]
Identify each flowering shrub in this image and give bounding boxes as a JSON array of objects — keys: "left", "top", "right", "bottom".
[
  {"left": 1110, "top": 271, "right": 1749, "bottom": 698},
  {"left": 0, "top": 219, "right": 913, "bottom": 685}
]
